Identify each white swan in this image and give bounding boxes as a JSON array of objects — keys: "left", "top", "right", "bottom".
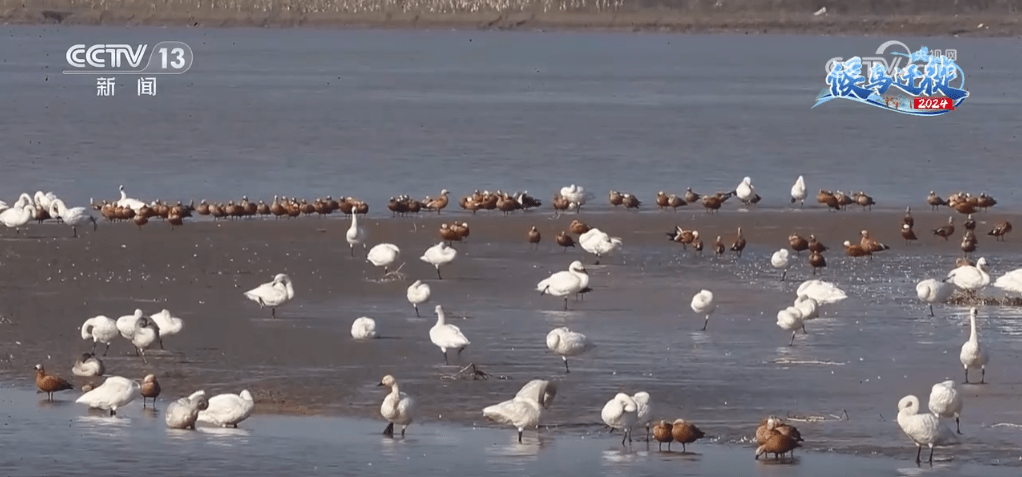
[
  {"left": 198, "top": 390, "right": 255, "bottom": 428},
  {"left": 34, "top": 191, "right": 56, "bottom": 215},
  {"left": 992, "top": 268, "right": 1022, "bottom": 295},
  {"left": 420, "top": 242, "right": 457, "bottom": 280},
  {"left": 130, "top": 316, "right": 161, "bottom": 364},
  {"left": 429, "top": 305, "right": 470, "bottom": 364},
  {"left": 545, "top": 327, "right": 594, "bottom": 373},
  {"left": 735, "top": 176, "right": 756, "bottom": 204},
  {"left": 793, "top": 295, "right": 819, "bottom": 333},
  {"left": 149, "top": 309, "right": 184, "bottom": 348},
  {"left": 691, "top": 289, "right": 716, "bottom": 330},
  {"left": 771, "top": 249, "right": 791, "bottom": 281},
  {"left": 378, "top": 375, "right": 416, "bottom": 437},
  {"left": 81, "top": 315, "right": 118, "bottom": 356},
  {"left": 947, "top": 257, "right": 990, "bottom": 292},
  {"left": 796, "top": 280, "right": 847, "bottom": 305},
  {"left": 166, "top": 390, "right": 209, "bottom": 430},
  {"left": 536, "top": 261, "right": 588, "bottom": 310},
  {"left": 578, "top": 228, "right": 622, "bottom": 265},
  {"left": 559, "top": 184, "right": 591, "bottom": 211},
  {"left": 0, "top": 203, "right": 35, "bottom": 234},
  {"left": 632, "top": 392, "right": 654, "bottom": 440},
  {"left": 482, "top": 379, "right": 558, "bottom": 442},
  {"left": 406, "top": 280, "right": 431, "bottom": 317},
  {"left": 896, "top": 395, "right": 958, "bottom": 464},
  {"left": 243, "top": 273, "right": 295, "bottom": 318},
  {"left": 72, "top": 352, "right": 105, "bottom": 377},
  {"left": 366, "top": 243, "right": 401, "bottom": 276},
  {"left": 76, "top": 376, "right": 140, "bottom": 415},
  {"left": 345, "top": 212, "right": 367, "bottom": 257},
  {"left": 960, "top": 307, "right": 990, "bottom": 384},
  {"left": 116, "top": 309, "right": 144, "bottom": 340},
  {"left": 48, "top": 199, "right": 97, "bottom": 238},
  {"left": 602, "top": 393, "right": 638, "bottom": 446},
  {"left": 0, "top": 200, "right": 7, "bottom": 214},
  {"left": 916, "top": 278, "right": 954, "bottom": 316},
  {"left": 116, "top": 185, "right": 147, "bottom": 211},
  {"left": 928, "top": 380, "right": 963, "bottom": 434},
  {"left": 790, "top": 175, "right": 806, "bottom": 206},
  {"left": 777, "top": 306, "right": 806, "bottom": 346},
  {"left": 351, "top": 316, "right": 378, "bottom": 339}
]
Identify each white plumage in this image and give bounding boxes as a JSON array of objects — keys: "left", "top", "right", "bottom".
[
  {"left": 578, "top": 228, "right": 622, "bottom": 265},
  {"left": 776, "top": 306, "right": 806, "bottom": 346},
  {"left": 482, "top": 379, "right": 558, "bottom": 442},
  {"left": 690, "top": 289, "right": 716, "bottom": 330},
  {"left": 559, "top": 184, "right": 591, "bottom": 211},
  {"left": 420, "top": 242, "right": 457, "bottom": 279},
  {"left": 71, "top": 352, "right": 105, "bottom": 377},
  {"left": 198, "top": 390, "right": 255, "bottom": 428},
  {"left": 406, "top": 280, "right": 431, "bottom": 317},
  {"left": 429, "top": 305, "right": 470, "bottom": 364},
  {"left": 166, "top": 391, "right": 209, "bottom": 430},
  {"left": 796, "top": 280, "right": 847, "bottom": 305},
  {"left": 896, "top": 395, "right": 958, "bottom": 464},
  {"left": 771, "top": 249, "right": 790, "bottom": 281},
  {"left": 960, "top": 307, "right": 990, "bottom": 384},
  {"left": 378, "top": 375, "right": 416, "bottom": 437},
  {"left": 915, "top": 278, "right": 954, "bottom": 316},
  {"left": 632, "top": 391, "right": 654, "bottom": 441},
  {"left": 602, "top": 393, "right": 639, "bottom": 445},
  {"left": 115, "top": 185, "right": 147, "bottom": 211},
  {"left": 81, "top": 315, "right": 118, "bottom": 356},
  {"left": 790, "top": 175, "right": 806, "bottom": 206},
  {"left": 536, "top": 261, "right": 589, "bottom": 310},
  {"left": 947, "top": 257, "right": 990, "bottom": 292},
  {"left": 367, "top": 243, "right": 401, "bottom": 275},
  {"left": 116, "top": 309, "right": 144, "bottom": 340},
  {"left": 545, "top": 327, "right": 594, "bottom": 373},
  {"left": 928, "top": 380, "right": 963, "bottom": 434},
  {"left": 130, "top": 316, "right": 160, "bottom": 364},
  {"left": 243, "top": 273, "right": 295, "bottom": 318},
  {"left": 735, "top": 176, "right": 756, "bottom": 203},
  {"left": 76, "top": 376, "right": 140, "bottom": 415},
  {"left": 48, "top": 198, "right": 97, "bottom": 238},
  {"left": 0, "top": 203, "right": 35, "bottom": 233},
  {"left": 991, "top": 268, "right": 1022, "bottom": 295},
  {"left": 351, "top": 316, "right": 378, "bottom": 339},
  {"left": 345, "top": 212, "right": 367, "bottom": 257}
]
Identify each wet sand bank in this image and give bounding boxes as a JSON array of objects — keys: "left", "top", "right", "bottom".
[
  {"left": 2, "top": 208, "right": 1022, "bottom": 464},
  {"left": 3, "top": 0, "right": 1021, "bottom": 36}
]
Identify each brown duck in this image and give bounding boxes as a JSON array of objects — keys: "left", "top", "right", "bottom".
[{"left": 35, "top": 364, "right": 74, "bottom": 401}]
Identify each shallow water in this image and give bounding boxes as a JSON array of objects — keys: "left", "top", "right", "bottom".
[
  {"left": 0, "top": 27, "right": 1019, "bottom": 208},
  {"left": 1, "top": 385, "right": 1018, "bottom": 476}
]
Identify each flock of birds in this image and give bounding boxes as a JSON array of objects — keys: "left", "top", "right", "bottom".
[{"left": 14, "top": 175, "right": 1020, "bottom": 466}]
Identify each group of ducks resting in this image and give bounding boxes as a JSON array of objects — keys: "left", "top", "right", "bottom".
[{"left": 458, "top": 190, "right": 542, "bottom": 215}]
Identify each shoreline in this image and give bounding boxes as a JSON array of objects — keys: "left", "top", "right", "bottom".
[{"left": 2, "top": 1, "right": 1021, "bottom": 36}]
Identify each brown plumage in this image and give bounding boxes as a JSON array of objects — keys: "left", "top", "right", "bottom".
[
  {"left": 817, "top": 189, "right": 840, "bottom": 211},
  {"left": 622, "top": 194, "right": 641, "bottom": 209},
  {"left": 844, "top": 240, "right": 871, "bottom": 258},
  {"left": 692, "top": 234, "right": 704, "bottom": 253},
  {"left": 809, "top": 250, "right": 826, "bottom": 274},
  {"left": 655, "top": 191, "right": 670, "bottom": 209},
  {"left": 167, "top": 212, "right": 183, "bottom": 230},
  {"left": 608, "top": 190, "right": 624, "bottom": 207},
  {"left": 927, "top": 190, "right": 947, "bottom": 210},
  {"left": 667, "top": 194, "right": 685, "bottom": 210},
  {"left": 859, "top": 230, "right": 890, "bottom": 253},
  {"left": 496, "top": 194, "right": 519, "bottom": 215},
  {"left": 755, "top": 418, "right": 803, "bottom": 460},
  {"left": 988, "top": 220, "right": 1012, "bottom": 241},
  {"left": 808, "top": 234, "right": 828, "bottom": 253},
  {"left": 701, "top": 194, "right": 724, "bottom": 213},
  {"left": 141, "top": 374, "right": 161, "bottom": 408},
  {"left": 901, "top": 224, "right": 918, "bottom": 245},
  {"left": 551, "top": 194, "right": 570, "bottom": 213},
  {"left": 133, "top": 212, "right": 148, "bottom": 231},
  {"left": 964, "top": 214, "right": 976, "bottom": 231},
  {"left": 270, "top": 196, "right": 286, "bottom": 218},
  {"left": 834, "top": 191, "right": 854, "bottom": 210},
  {"left": 424, "top": 190, "right": 449, "bottom": 213},
  {"left": 527, "top": 226, "right": 541, "bottom": 248},
  {"left": 684, "top": 187, "right": 701, "bottom": 204},
  {"left": 951, "top": 200, "right": 977, "bottom": 215},
  {"left": 460, "top": 195, "right": 482, "bottom": 214},
  {"left": 956, "top": 257, "right": 974, "bottom": 268},
  {"left": 933, "top": 216, "right": 955, "bottom": 240},
  {"left": 755, "top": 418, "right": 773, "bottom": 445},
  {"left": 569, "top": 220, "right": 590, "bottom": 235},
  {"left": 713, "top": 236, "right": 725, "bottom": 256},
  {"left": 975, "top": 193, "right": 997, "bottom": 210},
  {"left": 196, "top": 200, "right": 211, "bottom": 216},
  {"left": 961, "top": 230, "right": 977, "bottom": 256},
  {"left": 451, "top": 222, "right": 470, "bottom": 241},
  {"left": 730, "top": 227, "right": 746, "bottom": 257},
  {"left": 256, "top": 200, "right": 270, "bottom": 216},
  {"left": 853, "top": 191, "right": 875, "bottom": 210},
  {"left": 788, "top": 233, "right": 809, "bottom": 255},
  {"left": 652, "top": 420, "right": 674, "bottom": 451},
  {"left": 671, "top": 419, "right": 705, "bottom": 452},
  {"left": 439, "top": 223, "right": 461, "bottom": 244},
  {"left": 35, "top": 364, "right": 73, "bottom": 400},
  {"left": 903, "top": 206, "right": 914, "bottom": 228},
  {"left": 667, "top": 226, "right": 696, "bottom": 249},
  {"left": 555, "top": 231, "right": 575, "bottom": 251}
]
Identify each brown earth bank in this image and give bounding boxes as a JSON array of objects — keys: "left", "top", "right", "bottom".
[{"left": 2, "top": 0, "right": 1021, "bottom": 36}]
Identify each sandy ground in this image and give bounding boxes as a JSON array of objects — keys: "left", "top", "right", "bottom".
[{"left": 2, "top": 0, "right": 1021, "bottom": 36}]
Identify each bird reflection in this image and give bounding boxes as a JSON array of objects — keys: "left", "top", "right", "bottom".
[
  {"left": 198, "top": 425, "right": 250, "bottom": 447},
  {"left": 482, "top": 431, "right": 548, "bottom": 460}
]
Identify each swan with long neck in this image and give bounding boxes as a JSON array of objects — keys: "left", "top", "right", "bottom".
[
  {"left": 378, "top": 375, "right": 416, "bottom": 437},
  {"left": 429, "top": 305, "right": 470, "bottom": 364},
  {"left": 960, "top": 307, "right": 990, "bottom": 384},
  {"left": 49, "top": 199, "right": 97, "bottom": 238},
  {"left": 346, "top": 212, "right": 367, "bottom": 257},
  {"left": 896, "top": 395, "right": 958, "bottom": 464},
  {"left": 243, "top": 273, "right": 295, "bottom": 318}
]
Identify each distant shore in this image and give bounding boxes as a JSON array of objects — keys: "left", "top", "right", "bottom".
[{"left": 2, "top": 0, "right": 1021, "bottom": 36}]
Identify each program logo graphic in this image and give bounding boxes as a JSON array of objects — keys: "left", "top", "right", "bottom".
[
  {"left": 813, "top": 41, "right": 968, "bottom": 116},
  {"left": 63, "top": 41, "right": 193, "bottom": 75}
]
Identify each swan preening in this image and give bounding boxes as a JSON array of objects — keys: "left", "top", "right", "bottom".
[
  {"left": 48, "top": 199, "right": 97, "bottom": 237},
  {"left": 916, "top": 279, "right": 954, "bottom": 316},
  {"left": 483, "top": 379, "right": 557, "bottom": 442},
  {"left": 166, "top": 390, "right": 209, "bottom": 430},
  {"left": 76, "top": 376, "right": 140, "bottom": 415},
  {"left": 537, "top": 261, "right": 589, "bottom": 310},
  {"left": 406, "top": 280, "right": 431, "bottom": 317},
  {"left": 546, "top": 327, "right": 594, "bottom": 373},
  {"left": 790, "top": 176, "right": 806, "bottom": 206},
  {"left": 770, "top": 249, "right": 790, "bottom": 281},
  {"left": 602, "top": 393, "right": 639, "bottom": 445},
  {"left": 244, "top": 273, "right": 295, "bottom": 318},
  {"left": 197, "top": 390, "right": 255, "bottom": 428},
  {"left": 430, "top": 305, "right": 470, "bottom": 364},
  {"left": 379, "top": 375, "right": 416, "bottom": 437},
  {"left": 960, "top": 307, "right": 989, "bottom": 384},
  {"left": 559, "top": 184, "right": 592, "bottom": 212},
  {"left": 897, "top": 395, "right": 959, "bottom": 464},
  {"left": 149, "top": 309, "right": 184, "bottom": 349},
  {"left": 775, "top": 280, "right": 839, "bottom": 345},
  {"left": 72, "top": 353, "right": 105, "bottom": 377},
  {"left": 81, "top": 315, "right": 119, "bottom": 356},
  {"left": 690, "top": 289, "right": 716, "bottom": 330},
  {"left": 351, "top": 316, "right": 378, "bottom": 339},
  {"left": 367, "top": 243, "right": 401, "bottom": 276},
  {"left": 420, "top": 242, "right": 457, "bottom": 279},
  {"left": 578, "top": 228, "right": 622, "bottom": 265},
  {"left": 928, "top": 380, "right": 963, "bottom": 434}
]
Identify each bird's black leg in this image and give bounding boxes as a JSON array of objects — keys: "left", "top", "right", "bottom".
[
  {"left": 915, "top": 446, "right": 922, "bottom": 464},
  {"left": 383, "top": 422, "right": 394, "bottom": 436}
]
